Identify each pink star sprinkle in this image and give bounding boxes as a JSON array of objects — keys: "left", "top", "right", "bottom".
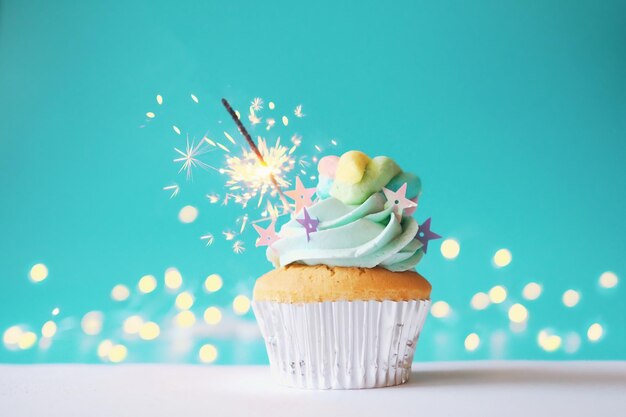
[
  {"left": 284, "top": 176, "right": 316, "bottom": 214},
  {"left": 252, "top": 220, "right": 280, "bottom": 247},
  {"left": 383, "top": 183, "right": 417, "bottom": 218}
]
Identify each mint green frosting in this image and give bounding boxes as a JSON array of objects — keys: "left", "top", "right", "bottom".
[{"left": 267, "top": 193, "right": 424, "bottom": 272}]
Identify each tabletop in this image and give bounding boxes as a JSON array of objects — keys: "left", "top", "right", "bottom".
[{"left": 1, "top": 361, "right": 625, "bottom": 417}]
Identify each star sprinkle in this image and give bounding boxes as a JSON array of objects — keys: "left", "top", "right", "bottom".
[
  {"left": 383, "top": 183, "right": 417, "bottom": 218},
  {"left": 252, "top": 220, "right": 280, "bottom": 247},
  {"left": 284, "top": 176, "right": 316, "bottom": 213},
  {"left": 415, "top": 218, "right": 441, "bottom": 254},
  {"left": 296, "top": 208, "right": 320, "bottom": 242}
]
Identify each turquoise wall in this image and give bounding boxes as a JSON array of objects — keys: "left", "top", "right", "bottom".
[{"left": 1, "top": 0, "right": 624, "bottom": 363}]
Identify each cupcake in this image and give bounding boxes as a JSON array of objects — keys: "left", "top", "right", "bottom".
[{"left": 252, "top": 150, "right": 439, "bottom": 389}]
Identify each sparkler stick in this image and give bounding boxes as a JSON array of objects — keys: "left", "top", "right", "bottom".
[{"left": 221, "top": 98, "right": 292, "bottom": 213}]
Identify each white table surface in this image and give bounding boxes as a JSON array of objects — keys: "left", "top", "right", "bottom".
[{"left": 1, "top": 361, "right": 625, "bottom": 417}]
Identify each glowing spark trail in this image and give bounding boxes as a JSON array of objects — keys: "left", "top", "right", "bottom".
[
  {"left": 163, "top": 184, "right": 179, "bottom": 198},
  {"left": 173, "top": 136, "right": 214, "bottom": 180},
  {"left": 200, "top": 233, "right": 214, "bottom": 246},
  {"left": 233, "top": 240, "right": 245, "bottom": 254},
  {"left": 294, "top": 105, "right": 305, "bottom": 118}
]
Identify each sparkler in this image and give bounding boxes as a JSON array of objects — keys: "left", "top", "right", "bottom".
[{"left": 221, "top": 98, "right": 292, "bottom": 213}]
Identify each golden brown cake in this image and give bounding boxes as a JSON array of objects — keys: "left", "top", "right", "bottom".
[{"left": 254, "top": 264, "right": 431, "bottom": 303}]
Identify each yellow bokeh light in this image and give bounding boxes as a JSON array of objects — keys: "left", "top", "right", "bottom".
[
  {"left": 3, "top": 325, "right": 23, "bottom": 349},
  {"left": 587, "top": 323, "right": 603, "bottom": 342},
  {"left": 108, "top": 344, "right": 128, "bottom": 363},
  {"left": 440, "top": 239, "right": 460, "bottom": 259},
  {"left": 199, "top": 344, "right": 218, "bottom": 363},
  {"left": 29, "top": 263, "right": 48, "bottom": 282},
  {"left": 562, "top": 289, "right": 580, "bottom": 307},
  {"left": 178, "top": 205, "right": 198, "bottom": 223},
  {"left": 203, "top": 307, "right": 222, "bottom": 325},
  {"left": 464, "top": 333, "right": 480, "bottom": 351},
  {"left": 146, "top": 112, "right": 155, "bottom": 118},
  {"left": 282, "top": 116, "right": 289, "bottom": 126},
  {"left": 232, "top": 295, "right": 251, "bottom": 315},
  {"left": 599, "top": 271, "right": 618, "bottom": 289},
  {"left": 52, "top": 307, "right": 60, "bottom": 316},
  {"left": 139, "top": 322, "right": 160, "bottom": 341},
  {"left": 470, "top": 292, "right": 490, "bottom": 310},
  {"left": 164, "top": 267, "right": 183, "bottom": 290},
  {"left": 538, "top": 330, "right": 561, "bottom": 352},
  {"left": 268, "top": 101, "right": 275, "bottom": 110},
  {"left": 111, "top": 284, "right": 130, "bottom": 301},
  {"left": 493, "top": 249, "right": 512, "bottom": 267},
  {"left": 522, "top": 282, "right": 542, "bottom": 300},
  {"left": 97, "top": 340, "right": 113, "bottom": 358},
  {"left": 430, "top": 301, "right": 451, "bottom": 318},
  {"left": 488, "top": 285, "right": 507, "bottom": 304},
  {"left": 138, "top": 275, "right": 157, "bottom": 294},
  {"left": 175, "top": 310, "right": 196, "bottom": 328},
  {"left": 18, "top": 331, "right": 37, "bottom": 350},
  {"left": 508, "top": 304, "right": 528, "bottom": 323},
  {"left": 204, "top": 274, "right": 223, "bottom": 293},
  {"left": 123, "top": 315, "right": 144, "bottom": 335},
  {"left": 81, "top": 311, "right": 103, "bottom": 336},
  {"left": 175, "top": 292, "right": 194, "bottom": 310},
  {"left": 41, "top": 321, "right": 57, "bottom": 338}
]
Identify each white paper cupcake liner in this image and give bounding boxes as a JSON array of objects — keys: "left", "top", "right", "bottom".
[{"left": 252, "top": 299, "right": 430, "bottom": 389}]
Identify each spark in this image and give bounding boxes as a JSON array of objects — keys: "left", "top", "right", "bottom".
[
  {"left": 251, "top": 97, "right": 263, "bottom": 111},
  {"left": 248, "top": 110, "right": 262, "bottom": 125},
  {"left": 294, "top": 105, "right": 305, "bottom": 118},
  {"left": 191, "top": 94, "right": 199, "bottom": 103},
  {"left": 223, "top": 230, "right": 236, "bottom": 241},
  {"left": 224, "top": 132, "right": 237, "bottom": 145},
  {"left": 266, "top": 118, "right": 275, "bottom": 130},
  {"left": 163, "top": 184, "right": 180, "bottom": 198},
  {"left": 216, "top": 142, "right": 230, "bottom": 153},
  {"left": 156, "top": 94, "right": 163, "bottom": 105},
  {"left": 238, "top": 214, "right": 249, "bottom": 233},
  {"left": 291, "top": 134, "right": 302, "bottom": 146},
  {"left": 233, "top": 240, "right": 245, "bottom": 254},
  {"left": 200, "top": 233, "right": 214, "bottom": 246},
  {"left": 206, "top": 193, "right": 220, "bottom": 204},
  {"left": 173, "top": 125, "right": 181, "bottom": 135},
  {"left": 204, "top": 137, "right": 216, "bottom": 146},
  {"left": 221, "top": 137, "right": 297, "bottom": 208},
  {"left": 173, "top": 136, "right": 213, "bottom": 180},
  {"left": 331, "top": 139, "right": 337, "bottom": 146},
  {"left": 146, "top": 112, "right": 155, "bottom": 119},
  {"left": 314, "top": 145, "right": 322, "bottom": 152}
]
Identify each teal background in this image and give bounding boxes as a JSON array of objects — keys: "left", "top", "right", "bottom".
[{"left": 1, "top": 0, "right": 624, "bottom": 363}]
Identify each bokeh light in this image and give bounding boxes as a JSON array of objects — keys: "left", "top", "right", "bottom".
[
  {"left": 175, "top": 292, "right": 194, "bottom": 310},
  {"left": 164, "top": 267, "right": 183, "bottom": 290},
  {"left": 470, "top": 292, "right": 490, "bottom": 310},
  {"left": 204, "top": 274, "right": 223, "bottom": 292},
  {"left": 175, "top": 310, "right": 196, "bottom": 327},
  {"left": 440, "top": 239, "right": 460, "bottom": 259},
  {"left": 508, "top": 304, "right": 528, "bottom": 323},
  {"left": 29, "top": 263, "right": 48, "bottom": 283},
  {"left": 464, "top": 333, "right": 480, "bottom": 351},
  {"left": 111, "top": 284, "right": 130, "bottom": 301},
  {"left": 538, "top": 330, "right": 561, "bottom": 352},
  {"left": 18, "top": 331, "right": 37, "bottom": 350},
  {"left": 199, "top": 344, "right": 218, "bottom": 363},
  {"left": 97, "top": 340, "right": 113, "bottom": 359},
  {"left": 493, "top": 249, "right": 512, "bottom": 268},
  {"left": 81, "top": 311, "right": 103, "bottom": 336},
  {"left": 587, "top": 323, "right": 603, "bottom": 342},
  {"left": 139, "top": 322, "right": 160, "bottom": 341},
  {"left": 203, "top": 307, "right": 222, "bottom": 325},
  {"left": 232, "top": 295, "right": 251, "bottom": 315},
  {"left": 599, "top": 271, "right": 618, "bottom": 289},
  {"left": 488, "top": 285, "right": 507, "bottom": 304},
  {"left": 138, "top": 275, "right": 157, "bottom": 294},
  {"left": 522, "top": 282, "right": 542, "bottom": 300},
  {"left": 430, "top": 301, "right": 451, "bottom": 318},
  {"left": 178, "top": 205, "right": 198, "bottom": 223},
  {"left": 123, "top": 315, "right": 143, "bottom": 335},
  {"left": 562, "top": 290, "right": 580, "bottom": 307},
  {"left": 3, "top": 326, "right": 23, "bottom": 350},
  {"left": 41, "top": 321, "right": 57, "bottom": 338},
  {"left": 108, "top": 344, "right": 128, "bottom": 363},
  {"left": 564, "top": 332, "right": 581, "bottom": 354}
]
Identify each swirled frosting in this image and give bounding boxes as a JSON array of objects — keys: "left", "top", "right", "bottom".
[{"left": 267, "top": 193, "right": 425, "bottom": 272}]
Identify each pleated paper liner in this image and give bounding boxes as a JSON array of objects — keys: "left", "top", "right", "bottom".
[{"left": 252, "top": 299, "right": 430, "bottom": 389}]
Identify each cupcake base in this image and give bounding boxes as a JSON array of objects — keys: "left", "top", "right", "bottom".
[{"left": 252, "top": 299, "right": 430, "bottom": 389}]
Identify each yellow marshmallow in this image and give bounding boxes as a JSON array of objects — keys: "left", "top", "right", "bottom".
[{"left": 334, "top": 151, "right": 370, "bottom": 184}]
